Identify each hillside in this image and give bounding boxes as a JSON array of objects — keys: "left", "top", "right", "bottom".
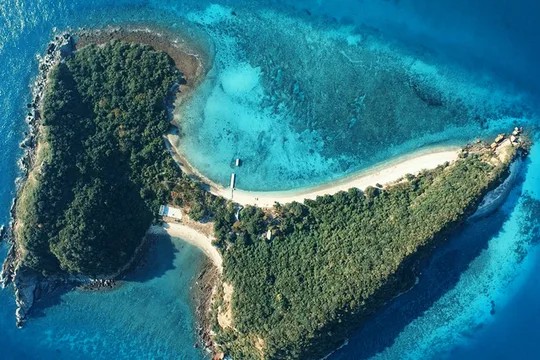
[
  {"left": 211, "top": 139, "right": 527, "bottom": 359},
  {"left": 16, "top": 40, "right": 184, "bottom": 276}
]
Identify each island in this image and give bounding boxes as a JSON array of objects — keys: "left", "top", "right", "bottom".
[{"left": 0, "top": 29, "right": 531, "bottom": 360}]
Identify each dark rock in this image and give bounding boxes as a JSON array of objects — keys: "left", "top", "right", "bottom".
[
  {"left": 10, "top": 198, "right": 17, "bottom": 214},
  {"left": 0, "top": 245, "right": 16, "bottom": 287},
  {"left": 47, "top": 43, "right": 56, "bottom": 55},
  {"left": 34, "top": 284, "right": 42, "bottom": 300},
  {"left": 40, "top": 281, "right": 50, "bottom": 294},
  {"left": 410, "top": 79, "right": 444, "bottom": 107}
]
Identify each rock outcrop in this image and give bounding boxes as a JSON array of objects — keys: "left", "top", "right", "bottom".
[
  {"left": 0, "top": 225, "right": 6, "bottom": 244},
  {"left": 471, "top": 158, "right": 523, "bottom": 220},
  {"left": 13, "top": 267, "right": 38, "bottom": 328},
  {"left": 0, "top": 244, "right": 16, "bottom": 287},
  {"left": 1, "top": 31, "right": 75, "bottom": 328}
]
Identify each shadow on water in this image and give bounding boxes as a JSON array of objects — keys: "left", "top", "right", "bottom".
[
  {"left": 124, "top": 233, "right": 178, "bottom": 283},
  {"left": 30, "top": 233, "right": 179, "bottom": 319},
  {"left": 331, "top": 161, "right": 530, "bottom": 360}
]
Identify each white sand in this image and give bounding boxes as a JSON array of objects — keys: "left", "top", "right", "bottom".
[
  {"left": 167, "top": 133, "right": 461, "bottom": 208},
  {"left": 216, "top": 149, "right": 461, "bottom": 208},
  {"left": 150, "top": 223, "right": 223, "bottom": 272},
  {"left": 162, "top": 136, "right": 462, "bottom": 266}
]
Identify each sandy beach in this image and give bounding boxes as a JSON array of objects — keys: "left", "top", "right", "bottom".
[
  {"left": 166, "top": 133, "right": 461, "bottom": 208},
  {"left": 150, "top": 223, "right": 223, "bottom": 272},
  {"left": 225, "top": 150, "right": 461, "bottom": 207}
]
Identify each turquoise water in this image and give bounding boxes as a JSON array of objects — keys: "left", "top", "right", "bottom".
[
  {"left": 0, "top": 235, "right": 207, "bottom": 359},
  {"left": 0, "top": 0, "right": 539, "bottom": 359},
  {"left": 174, "top": 3, "right": 536, "bottom": 191},
  {"left": 333, "top": 143, "right": 540, "bottom": 360}
]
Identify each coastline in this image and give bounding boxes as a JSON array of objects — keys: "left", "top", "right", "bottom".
[
  {"left": 150, "top": 223, "right": 223, "bottom": 354},
  {"left": 1, "top": 26, "right": 214, "bottom": 328},
  {"left": 471, "top": 157, "right": 524, "bottom": 220},
  {"left": 229, "top": 149, "right": 461, "bottom": 208},
  {"left": 75, "top": 25, "right": 212, "bottom": 111},
  {"left": 150, "top": 223, "right": 223, "bottom": 272},
  {"left": 167, "top": 132, "right": 461, "bottom": 208},
  {"left": 191, "top": 259, "right": 221, "bottom": 353},
  {"left": 1, "top": 23, "right": 531, "bottom": 360},
  {"left": 0, "top": 32, "right": 77, "bottom": 327}
]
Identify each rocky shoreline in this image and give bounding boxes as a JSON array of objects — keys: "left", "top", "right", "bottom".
[
  {"left": 470, "top": 129, "right": 529, "bottom": 220},
  {"left": 204, "top": 132, "right": 531, "bottom": 359},
  {"left": 1, "top": 26, "right": 209, "bottom": 329},
  {"left": 192, "top": 261, "right": 223, "bottom": 359},
  {"left": 2, "top": 23, "right": 531, "bottom": 360},
  {"left": 0, "top": 31, "right": 77, "bottom": 327}
]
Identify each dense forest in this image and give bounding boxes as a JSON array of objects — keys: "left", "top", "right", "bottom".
[
  {"left": 16, "top": 41, "right": 218, "bottom": 276},
  {"left": 14, "top": 37, "right": 527, "bottom": 360},
  {"left": 213, "top": 150, "right": 519, "bottom": 359}
]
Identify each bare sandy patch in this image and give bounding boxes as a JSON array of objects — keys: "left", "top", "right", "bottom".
[{"left": 217, "top": 282, "right": 234, "bottom": 330}]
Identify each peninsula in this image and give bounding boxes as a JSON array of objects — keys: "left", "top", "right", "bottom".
[{"left": 1, "top": 29, "right": 531, "bottom": 360}]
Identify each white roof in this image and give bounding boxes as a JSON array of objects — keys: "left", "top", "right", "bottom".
[{"left": 159, "top": 205, "right": 183, "bottom": 220}]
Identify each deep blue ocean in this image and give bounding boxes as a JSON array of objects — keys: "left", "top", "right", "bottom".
[{"left": 1, "top": 1, "right": 539, "bottom": 359}]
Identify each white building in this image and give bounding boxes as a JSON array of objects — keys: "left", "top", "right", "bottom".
[
  {"left": 159, "top": 205, "right": 183, "bottom": 220},
  {"left": 230, "top": 173, "right": 236, "bottom": 189}
]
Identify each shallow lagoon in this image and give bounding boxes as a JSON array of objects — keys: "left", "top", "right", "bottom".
[
  {"left": 175, "top": 3, "right": 536, "bottom": 191},
  {"left": 0, "top": 1, "right": 539, "bottom": 359}
]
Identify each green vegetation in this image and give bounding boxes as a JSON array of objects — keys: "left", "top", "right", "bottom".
[
  {"left": 16, "top": 40, "right": 219, "bottom": 276},
  {"left": 15, "top": 36, "right": 528, "bottom": 360},
  {"left": 213, "top": 152, "right": 517, "bottom": 359}
]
